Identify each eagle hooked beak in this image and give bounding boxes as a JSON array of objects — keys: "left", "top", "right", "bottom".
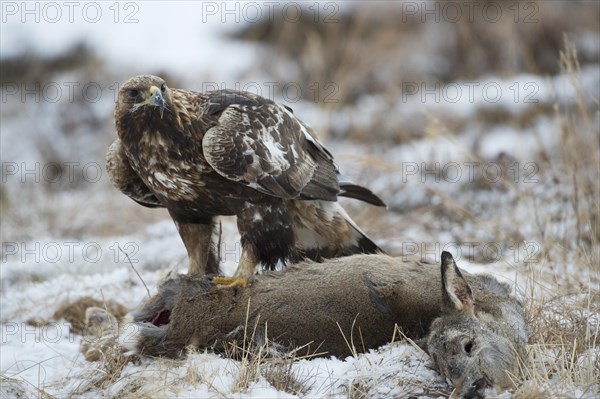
[{"left": 148, "top": 85, "right": 166, "bottom": 118}]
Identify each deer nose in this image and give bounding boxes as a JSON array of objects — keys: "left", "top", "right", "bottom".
[{"left": 462, "top": 377, "right": 490, "bottom": 399}]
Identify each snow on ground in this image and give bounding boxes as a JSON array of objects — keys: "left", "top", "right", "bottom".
[
  {"left": 0, "top": 216, "right": 449, "bottom": 397},
  {"left": 330, "top": 65, "right": 600, "bottom": 139},
  {"left": 1, "top": 2, "right": 599, "bottom": 398}
]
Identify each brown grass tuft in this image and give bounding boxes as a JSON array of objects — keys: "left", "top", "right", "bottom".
[
  {"left": 53, "top": 297, "right": 129, "bottom": 334},
  {"left": 221, "top": 300, "right": 319, "bottom": 394}
]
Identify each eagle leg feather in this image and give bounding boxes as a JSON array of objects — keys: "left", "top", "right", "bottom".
[{"left": 170, "top": 214, "right": 221, "bottom": 276}]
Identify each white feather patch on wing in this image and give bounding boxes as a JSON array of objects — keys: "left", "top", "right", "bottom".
[{"left": 259, "top": 128, "right": 290, "bottom": 170}]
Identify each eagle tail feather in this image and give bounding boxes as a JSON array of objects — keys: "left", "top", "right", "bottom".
[
  {"left": 336, "top": 202, "right": 385, "bottom": 255},
  {"left": 338, "top": 181, "right": 386, "bottom": 207},
  {"left": 355, "top": 231, "right": 383, "bottom": 255}
]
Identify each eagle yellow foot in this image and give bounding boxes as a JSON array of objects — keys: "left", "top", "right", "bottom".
[
  {"left": 212, "top": 247, "right": 256, "bottom": 289},
  {"left": 211, "top": 276, "right": 248, "bottom": 289}
]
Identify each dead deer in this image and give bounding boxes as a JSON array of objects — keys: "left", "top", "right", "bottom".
[{"left": 83, "top": 252, "right": 528, "bottom": 398}]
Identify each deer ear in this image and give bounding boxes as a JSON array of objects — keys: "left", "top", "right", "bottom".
[{"left": 440, "top": 251, "right": 473, "bottom": 312}]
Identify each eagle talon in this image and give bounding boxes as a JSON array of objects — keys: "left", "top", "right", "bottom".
[{"left": 211, "top": 276, "right": 248, "bottom": 289}]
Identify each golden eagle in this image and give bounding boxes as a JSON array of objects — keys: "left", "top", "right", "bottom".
[{"left": 107, "top": 75, "right": 385, "bottom": 287}]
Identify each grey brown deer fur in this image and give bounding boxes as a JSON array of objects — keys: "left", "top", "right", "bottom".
[{"left": 84, "top": 252, "right": 528, "bottom": 397}]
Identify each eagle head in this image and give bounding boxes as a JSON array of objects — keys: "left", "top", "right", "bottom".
[{"left": 116, "top": 75, "right": 171, "bottom": 125}]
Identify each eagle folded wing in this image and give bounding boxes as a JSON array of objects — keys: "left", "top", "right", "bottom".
[
  {"left": 202, "top": 97, "right": 339, "bottom": 201},
  {"left": 106, "top": 139, "right": 164, "bottom": 208}
]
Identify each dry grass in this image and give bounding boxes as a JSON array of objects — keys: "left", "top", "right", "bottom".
[
  {"left": 508, "top": 51, "right": 600, "bottom": 391},
  {"left": 68, "top": 354, "right": 129, "bottom": 397},
  {"left": 2, "top": 2, "right": 598, "bottom": 398},
  {"left": 555, "top": 39, "right": 600, "bottom": 266},
  {"left": 234, "top": 1, "right": 599, "bottom": 140},
  {"left": 514, "top": 267, "right": 600, "bottom": 397},
  {"left": 235, "top": 1, "right": 599, "bottom": 94},
  {"left": 0, "top": 374, "right": 56, "bottom": 399},
  {"left": 222, "top": 300, "right": 319, "bottom": 395},
  {"left": 70, "top": 329, "right": 135, "bottom": 397}
]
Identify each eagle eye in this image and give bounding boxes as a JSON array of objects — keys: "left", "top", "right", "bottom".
[
  {"left": 128, "top": 89, "right": 139, "bottom": 98},
  {"left": 160, "top": 83, "right": 166, "bottom": 93}
]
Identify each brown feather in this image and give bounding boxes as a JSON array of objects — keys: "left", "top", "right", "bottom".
[{"left": 111, "top": 75, "right": 384, "bottom": 273}]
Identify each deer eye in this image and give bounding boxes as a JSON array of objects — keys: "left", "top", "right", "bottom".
[
  {"left": 464, "top": 341, "right": 474, "bottom": 355},
  {"left": 128, "top": 89, "right": 139, "bottom": 98}
]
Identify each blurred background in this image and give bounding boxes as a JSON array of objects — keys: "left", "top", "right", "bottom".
[
  {"left": 1, "top": 0, "right": 599, "bottom": 280},
  {"left": 1, "top": 2, "right": 599, "bottom": 396}
]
